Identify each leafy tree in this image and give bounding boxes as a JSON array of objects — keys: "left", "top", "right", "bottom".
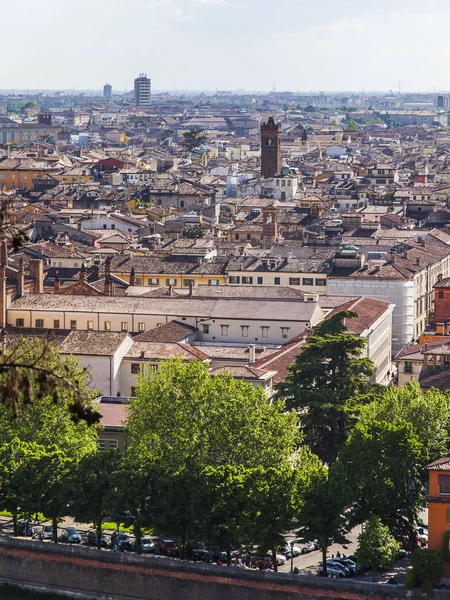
[
  {"left": 345, "top": 119, "right": 360, "bottom": 132},
  {"left": 127, "top": 360, "right": 299, "bottom": 472},
  {"left": 341, "top": 419, "right": 423, "bottom": 543},
  {"left": 0, "top": 439, "right": 48, "bottom": 535},
  {"left": 70, "top": 450, "right": 121, "bottom": 549},
  {"left": 34, "top": 446, "right": 73, "bottom": 543},
  {"left": 277, "top": 311, "right": 380, "bottom": 464},
  {"left": 296, "top": 462, "right": 350, "bottom": 576},
  {"left": 0, "top": 339, "right": 99, "bottom": 457},
  {"left": 183, "top": 129, "right": 207, "bottom": 152},
  {"left": 360, "top": 382, "right": 450, "bottom": 464},
  {"left": 356, "top": 515, "right": 400, "bottom": 577},
  {"left": 410, "top": 548, "right": 445, "bottom": 594}
]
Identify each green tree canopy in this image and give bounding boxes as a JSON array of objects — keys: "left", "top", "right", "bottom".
[
  {"left": 356, "top": 515, "right": 400, "bottom": 576},
  {"left": 277, "top": 311, "right": 380, "bottom": 464},
  {"left": 296, "top": 462, "right": 350, "bottom": 576},
  {"left": 183, "top": 129, "right": 207, "bottom": 151},
  {"left": 0, "top": 339, "right": 98, "bottom": 458},
  {"left": 345, "top": 119, "right": 360, "bottom": 132},
  {"left": 127, "top": 360, "right": 300, "bottom": 472},
  {"left": 341, "top": 419, "right": 423, "bottom": 540},
  {"left": 360, "top": 381, "right": 450, "bottom": 464}
]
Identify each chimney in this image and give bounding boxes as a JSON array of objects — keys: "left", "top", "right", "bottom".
[
  {"left": 54, "top": 270, "right": 60, "bottom": 292},
  {"left": 0, "top": 239, "right": 7, "bottom": 267},
  {"left": 79, "top": 263, "right": 86, "bottom": 283},
  {"left": 140, "top": 350, "right": 145, "bottom": 358},
  {"left": 29, "top": 259, "right": 44, "bottom": 293},
  {"left": 17, "top": 257, "right": 24, "bottom": 297},
  {"left": 168, "top": 285, "right": 173, "bottom": 297},
  {"left": 248, "top": 343, "right": 256, "bottom": 364},
  {"left": 0, "top": 266, "right": 6, "bottom": 328},
  {"left": 416, "top": 257, "right": 421, "bottom": 266}
]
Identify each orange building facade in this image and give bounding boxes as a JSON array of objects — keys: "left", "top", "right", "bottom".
[{"left": 427, "top": 457, "right": 450, "bottom": 577}]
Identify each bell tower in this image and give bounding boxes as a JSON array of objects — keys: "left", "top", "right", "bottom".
[
  {"left": 261, "top": 117, "right": 281, "bottom": 179},
  {"left": 262, "top": 206, "right": 278, "bottom": 243}
]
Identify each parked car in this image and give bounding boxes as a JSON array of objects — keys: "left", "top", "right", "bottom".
[
  {"left": 153, "top": 538, "right": 179, "bottom": 557},
  {"left": 38, "top": 525, "right": 53, "bottom": 541},
  {"left": 329, "top": 558, "right": 356, "bottom": 576},
  {"left": 117, "top": 532, "right": 134, "bottom": 551},
  {"left": 187, "top": 541, "right": 209, "bottom": 561},
  {"left": 139, "top": 536, "right": 156, "bottom": 554},
  {"left": 87, "top": 530, "right": 108, "bottom": 548},
  {"left": 318, "top": 562, "right": 347, "bottom": 578},
  {"left": 18, "top": 520, "right": 34, "bottom": 537},
  {"left": 282, "top": 543, "right": 303, "bottom": 558},
  {"left": 416, "top": 527, "right": 428, "bottom": 546},
  {"left": 293, "top": 538, "right": 315, "bottom": 553},
  {"left": 60, "top": 527, "right": 81, "bottom": 544}
]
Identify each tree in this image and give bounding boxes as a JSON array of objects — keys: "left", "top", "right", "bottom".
[
  {"left": 341, "top": 419, "right": 423, "bottom": 543},
  {"left": 70, "top": 450, "right": 122, "bottom": 549},
  {"left": 345, "top": 119, "right": 360, "bottom": 132},
  {"left": 409, "top": 548, "right": 445, "bottom": 594},
  {"left": 0, "top": 439, "right": 49, "bottom": 535},
  {"left": 33, "top": 446, "right": 73, "bottom": 543},
  {"left": 277, "top": 311, "right": 380, "bottom": 464},
  {"left": 183, "top": 129, "right": 207, "bottom": 152},
  {"left": 296, "top": 462, "right": 350, "bottom": 576},
  {"left": 356, "top": 515, "right": 400, "bottom": 577},
  {"left": 0, "top": 339, "right": 98, "bottom": 458},
  {"left": 360, "top": 382, "right": 450, "bottom": 464},
  {"left": 127, "top": 360, "right": 300, "bottom": 472},
  {"left": 301, "top": 129, "right": 308, "bottom": 142}
]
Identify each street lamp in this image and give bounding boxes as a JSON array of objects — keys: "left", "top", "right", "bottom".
[{"left": 290, "top": 540, "right": 295, "bottom": 573}]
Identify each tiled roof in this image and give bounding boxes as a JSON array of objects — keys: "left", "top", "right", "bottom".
[
  {"left": 133, "top": 320, "right": 197, "bottom": 343},
  {"left": 97, "top": 400, "right": 128, "bottom": 429},
  {"left": 125, "top": 341, "right": 208, "bottom": 361},
  {"left": 60, "top": 331, "right": 131, "bottom": 356},
  {"left": 426, "top": 456, "right": 450, "bottom": 471},
  {"left": 324, "top": 297, "right": 392, "bottom": 336},
  {"left": 419, "top": 367, "right": 450, "bottom": 391}
]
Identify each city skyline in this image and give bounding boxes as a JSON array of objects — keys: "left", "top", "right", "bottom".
[{"left": 2, "top": 0, "right": 450, "bottom": 92}]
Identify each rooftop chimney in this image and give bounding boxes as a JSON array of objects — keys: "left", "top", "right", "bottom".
[
  {"left": 17, "top": 257, "right": 24, "bottom": 297},
  {"left": 54, "top": 270, "right": 60, "bottom": 293},
  {"left": 29, "top": 259, "right": 44, "bottom": 294},
  {"left": 248, "top": 344, "right": 256, "bottom": 364},
  {"left": 416, "top": 257, "right": 421, "bottom": 266}
]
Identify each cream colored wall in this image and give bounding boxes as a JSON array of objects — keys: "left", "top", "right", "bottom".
[{"left": 227, "top": 270, "right": 328, "bottom": 292}]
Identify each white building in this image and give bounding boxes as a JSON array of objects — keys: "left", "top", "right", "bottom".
[{"left": 134, "top": 74, "right": 151, "bottom": 107}]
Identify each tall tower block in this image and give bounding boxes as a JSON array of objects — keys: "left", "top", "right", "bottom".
[{"left": 261, "top": 117, "right": 281, "bottom": 179}]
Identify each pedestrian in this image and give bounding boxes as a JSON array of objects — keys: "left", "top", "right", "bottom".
[
  {"left": 336, "top": 551, "right": 341, "bottom": 558},
  {"left": 111, "top": 531, "right": 118, "bottom": 552}
]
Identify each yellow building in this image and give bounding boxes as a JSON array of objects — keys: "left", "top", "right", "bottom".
[{"left": 0, "top": 158, "right": 60, "bottom": 191}]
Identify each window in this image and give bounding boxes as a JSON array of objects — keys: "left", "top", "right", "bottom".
[
  {"left": 276, "top": 180, "right": 280, "bottom": 186},
  {"left": 135, "top": 278, "right": 142, "bottom": 286},
  {"left": 281, "top": 192, "right": 286, "bottom": 201},
  {"left": 246, "top": 234, "right": 251, "bottom": 240},
  {"left": 35, "top": 319, "right": 44, "bottom": 328},
  {"left": 439, "top": 291, "right": 444, "bottom": 300},
  {"left": 183, "top": 279, "right": 195, "bottom": 287},
  {"left": 282, "top": 180, "right": 286, "bottom": 187},
  {"left": 151, "top": 364, "right": 159, "bottom": 372},
  {"left": 274, "top": 277, "right": 281, "bottom": 285},
  {"left": 404, "top": 361, "right": 412, "bottom": 373},
  {"left": 221, "top": 325, "right": 229, "bottom": 336},
  {"left": 138, "top": 322, "right": 145, "bottom": 332},
  {"left": 440, "top": 483, "right": 450, "bottom": 495},
  {"left": 257, "top": 277, "right": 264, "bottom": 285},
  {"left": 208, "top": 279, "right": 219, "bottom": 286},
  {"left": 98, "top": 439, "right": 119, "bottom": 451},
  {"left": 289, "top": 278, "right": 301, "bottom": 286},
  {"left": 242, "top": 276, "right": 253, "bottom": 284},
  {"left": 148, "top": 278, "right": 159, "bottom": 286},
  {"left": 16, "top": 318, "right": 24, "bottom": 327},
  {"left": 166, "top": 278, "right": 177, "bottom": 286},
  {"left": 54, "top": 320, "right": 60, "bottom": 329},
  {"left": 229, "top": 276, "right": 240, "bottom": 284},
  {"left": 302, "top": 277, "right": 314, "bottom": 286},
  {"left": 87, "top": 320, "right": 94, "bottom": 330},
  {"left": 70, "top": 320, "right": 77, "bottom": 330},
  {"left": 241, "top": 325, "right": 249, "bottom": 337},
  {"left": 235, "top": 233, "right": 239, "bottom": 240},
  {"left": 281, "top": 327, "right": 290, "bottom": 339},
  {"left": 315, "top": 279, "right": 326, "bottom": 287},
  {"left": 287, "top": 180, "right": 291, "bottom": 187},
  {"left": 261, "top": 326, "right": 269, "bottom": 338},
  {"left": 131, "top": 363, "right": 141, "bottom": 374},
  {"left": 121, "top": 322, "right": 128, "bottom": 331},
  {"left": 104, "top": 321, "right": 111, "bottom": 331},
  {"left": 180, "top": 200, "right": 185, "bottom": 208},
  {"left": 202, "top": 324, "right": 210, "bottom": 334}
]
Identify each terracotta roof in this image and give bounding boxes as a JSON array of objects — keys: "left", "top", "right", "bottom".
[
  {"left": 211, "top": 365, "right": 274, "bottom": 379},
  {"left": 97, "top": 400, "right": 128, "bottom": 429},
  {"left": 253, "top": 335, "right": 308, "bottom": 383},
  {"left": 419, "top": 367, "right": 450, "bottom": 392},
  {"left": 426, "top": 456, "right": 450, "bottom": 471},
  {"left": 125, "top": 341, "right": 208, "bottom": 361},
  {"left": 60, "top": 331, "right": 131, "bottom": 356},
  {"left": 323, "top": 297, "right": 392, "bottom": 336}
]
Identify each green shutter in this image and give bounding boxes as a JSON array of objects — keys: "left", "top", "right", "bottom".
[{"left": 447, "top": 507, "right": 450, "bottom": 524}]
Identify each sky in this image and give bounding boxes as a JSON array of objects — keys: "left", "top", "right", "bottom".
[{"left": 2, "top": 0, "right": 450, "bottom": 93}]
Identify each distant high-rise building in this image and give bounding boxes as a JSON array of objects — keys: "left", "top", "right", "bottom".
[
  {"left": 103, "top": 84, "right": 112, "bottom": 99},
  {"left": 134, "top": 74, "right": 151, "bottom": 107},
  {"left": 436, "top": 95, "right": 450, "bottom": 110},
  {"left": 260, "top": 117, "right": 281, "bottom": 179}
]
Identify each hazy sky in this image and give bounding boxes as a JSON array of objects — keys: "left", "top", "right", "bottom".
[{"left": 2, "top": 0, "right": 450, "bottom": 92}]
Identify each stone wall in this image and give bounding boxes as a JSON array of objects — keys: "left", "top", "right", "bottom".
[{"left": 0, "top": 535, "right": 448, "bottom": 600}]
